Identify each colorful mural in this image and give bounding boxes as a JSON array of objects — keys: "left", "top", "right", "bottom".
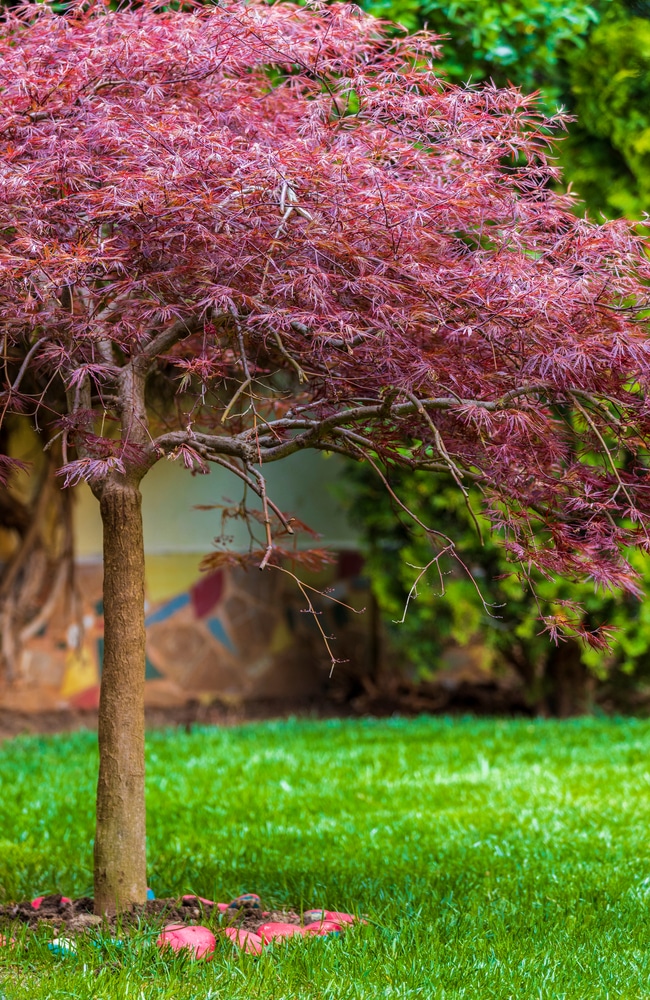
[
  {"left": 0, "top": 438, "right": 372, "bottom": 714},
  {"left": 0, "top": 553, "right": 372, "bottom": 714}
]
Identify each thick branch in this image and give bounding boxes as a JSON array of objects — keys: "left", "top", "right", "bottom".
[
  {"left": 138, "top": 314, "right": 206, "bottom": 364},
  {"left": 148, "top": 381, "right": 614, "bottom": 491},
  {"left": 153, "top": 430, "right": 250, "bottom": 462}
]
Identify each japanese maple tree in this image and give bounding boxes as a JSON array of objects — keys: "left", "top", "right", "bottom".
[{"left": 2, "top": 0, "right": 650, "bottom": 913}]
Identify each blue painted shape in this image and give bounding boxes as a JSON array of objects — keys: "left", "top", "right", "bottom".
[
  {"left": 145, "top": 656, "right": 163, "bottom": 680},
  {"left": 147, "top": 888, "right": 155, "bottom": 900},
  {"left": 206, "top": 616, "right": 235, "bottom": 652},
  {"left": 145, "top": 592, "right": 190, "bottom": 627}
]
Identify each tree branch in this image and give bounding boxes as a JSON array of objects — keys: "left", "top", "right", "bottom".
[
  {"left": 152, "top": 385, "right": 551, "bottom": 470},
  {"left": 138, "top": 314, "right": 207, "bottom": 365}
]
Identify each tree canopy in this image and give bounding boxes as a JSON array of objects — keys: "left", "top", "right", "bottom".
[{"left": 3, "top": 0, "right": 650, "bottom": 592}]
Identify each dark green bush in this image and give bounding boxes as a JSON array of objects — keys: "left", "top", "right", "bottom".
[{"left": 343, "top": 463, "right": 650, "bottom": 711}]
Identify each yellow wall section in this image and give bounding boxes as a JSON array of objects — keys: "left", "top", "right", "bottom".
[{"left": 144, "top": 554, "right": 205, "bottom": 603}]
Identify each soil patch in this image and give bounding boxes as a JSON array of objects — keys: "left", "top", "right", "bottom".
[
  {"left": 0, "top": 699, "right": 352, "bottom": 742},
  {"left": 0, "top": 682, "right": 534, "bottom": 743},
  {"left": 0, "top": 895, "right": 300, "bottom": 937}
]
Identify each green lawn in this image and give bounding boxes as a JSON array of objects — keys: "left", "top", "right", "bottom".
[{"left": 1, "top": 716, "right": 650, "bottom": 998}]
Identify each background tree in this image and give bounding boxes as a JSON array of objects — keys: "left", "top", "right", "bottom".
[
  {"left": 344, "top": 466, "right": 650, "bottom": 716},
  {"left": 567, "top": 9, "right": 650, "bottom": 218},
  {"left": 361, "top": 0, "right": 599, "bottom": 94},
  {"left": 3, "top": 0, "right": 650, "bottom": 912}
]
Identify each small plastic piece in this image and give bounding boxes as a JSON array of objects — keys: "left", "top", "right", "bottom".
[
  {"left": 31, "top": 895, "right": 72, "bottom": 910},
  {"left": 146, "top": 888, "right": 155, "bottom": 900},
  {"left": 227, "top": 893, "right": 262, "bottom": 910},
  {"left": 223, "top": 927, "right": 264, "bottom": 954},
  {"left": 303, "top": 920, "right": 343, "bottom": 937},
  {"left": 323, "top": 911, "right": 357, "bottom": 925},
  {"left": 157, "top": 923, "right": 216, "bottom": 960},
  {"left": 258, "top": 921, "right": 304, "bottom": 944},
  {"left": 48, "top": 937, "right": 76, "bottom": 956},
  {"left": 91, "top": 937, "right": 124, "bottom": 951}
]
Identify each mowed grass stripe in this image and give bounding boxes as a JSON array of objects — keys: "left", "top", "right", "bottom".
[{"left": 1, "top": 716, "right": 650, "bottom": 997}]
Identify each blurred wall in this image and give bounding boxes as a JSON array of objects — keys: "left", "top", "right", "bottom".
[{"left": 0, "top": 451, "right": 371, "bottom": 713}]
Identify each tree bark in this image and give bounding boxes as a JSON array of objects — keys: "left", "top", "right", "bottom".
[
  {"left": 94, "top": 483, "right": 147, "bottom": 916},
  {"left": 546, "top": 638, "right": 593, "bottom": 718}
]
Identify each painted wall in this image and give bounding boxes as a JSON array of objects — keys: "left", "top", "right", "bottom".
[
  {"left": 1, "top": 451, "right": 371, "bottom": 713},
  {"left": 75, "top": 450, "right": 359, "bottom": 564}
]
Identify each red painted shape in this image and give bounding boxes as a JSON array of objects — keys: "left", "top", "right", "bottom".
[
  {"left": 191, "top": 571, "right": 224, "bottom": 618},
  {"left": 69, "top": 685, "right": 101, "bottom": 710},
  {"left": 157, "top": 923, "right": 216, "bottom": 960},
  {"left": 258, "top": 921, "right": 305, "bottom": 944},
  {"left": 223, "top": 927, "right": 264, "bottom": 954},
  {"left": 324, "top": 911, "right": 357, "bottom": 925}
]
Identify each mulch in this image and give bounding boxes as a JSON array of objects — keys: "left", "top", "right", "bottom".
[{"left": 0, "top": 894, "right": 300, "bottom": 937}]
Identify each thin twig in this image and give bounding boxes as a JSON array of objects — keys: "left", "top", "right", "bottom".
[
  {"left": 393, "top": 549, "right": 453, "bottom": 624},
  {"left": 272, "top": 330, "right": 307, "bottom": 383},
  {"left": 269, "top": 564, "right": 364, "bottom": 675},
  {"left": 404, "top": 390, "right": 484, "bottom": 544},
  {"left": 571, "top": 394, "right": 639, "bottom": 521},
  {"left": 221, "top": 377, "right": 252, "bottom": 423}
]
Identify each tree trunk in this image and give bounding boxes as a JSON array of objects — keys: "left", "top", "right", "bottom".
[
  {"left": 94, "top": 483, "right": 147, "bottom": 916},
  {"left": 546, "top": 638, "right": 593, "bottom": 718}
]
